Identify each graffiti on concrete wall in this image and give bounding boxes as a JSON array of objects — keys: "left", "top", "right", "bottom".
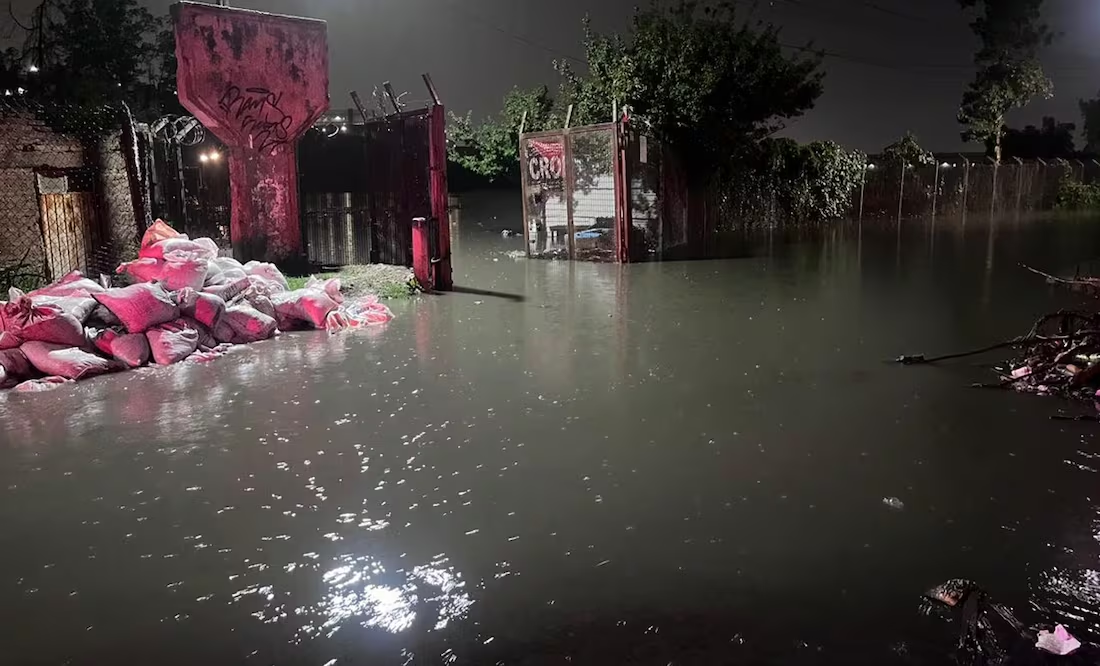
[{"left": 218, "top": 85, "right": 295, "bottom": 154}]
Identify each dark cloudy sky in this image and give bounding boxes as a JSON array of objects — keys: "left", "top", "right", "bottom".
[{"left": 11, "top": 0, "right": 1100, "bottom": 152}]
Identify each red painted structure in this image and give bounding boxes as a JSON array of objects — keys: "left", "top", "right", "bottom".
[{"left": 172, "top": 2, "right": 329, "bottom": 263}]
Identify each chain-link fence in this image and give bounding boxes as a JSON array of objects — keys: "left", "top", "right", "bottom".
[
  {"left": 0, "top": 99, "right": 146, "bottom": 291},
  {"left": 857, "top": 156, "right": 1100, "bottom": 222}
]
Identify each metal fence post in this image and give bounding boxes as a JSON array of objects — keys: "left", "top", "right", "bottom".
[
  {"left": 897, "top": 163, "right": 905, "bottom": 223},
  {"left": 858, "top": 162, "right": 868, "bottom": 224},
  {"left": 931, "top": 160, "right": 940, "bottom": 220}
]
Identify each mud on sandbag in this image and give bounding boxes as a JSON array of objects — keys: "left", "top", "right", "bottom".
[
  {"left": 91, "top": 329, "right": 151, "bottom": 369},
  {"left": 21, "top": 341, "right": 118, "bottom": 380},
  {"left": 146, "top": 320, "right": 200, "bottom": 365},
  {"left": 93, "top": 283, "right": 180, "bottom": 334}
]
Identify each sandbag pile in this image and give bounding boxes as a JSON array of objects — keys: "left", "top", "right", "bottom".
[{"left": 0, "top": 220, "right": 394, "bottom": 393}]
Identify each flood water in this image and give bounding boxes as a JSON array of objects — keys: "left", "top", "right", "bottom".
[{"left": 5, "top": 193, "right": 1100, "bottom": 665}]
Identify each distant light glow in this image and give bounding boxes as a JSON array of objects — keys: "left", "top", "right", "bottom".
[
  {"left": 27, "top": 64, "right": 38, "bottom": 73},
  {"left": 341, "top": 125, "right": 348, "bottom": 133},
  {"left": 199, "top": 153, "right": 210, "bottom": 163},
  {"left": 940, "top": 162, "right": 952, "bottom": 168},
  {"left": 334, "top": 115, "right": 343, "bottom": 122},
  {"left": 866, "top": 163, "right": 876, "bottom": 170},
  {"left": 209, "top": 151, "right": 221, "bottom": 162}
]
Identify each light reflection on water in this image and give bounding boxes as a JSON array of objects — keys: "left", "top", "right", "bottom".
[{"left": 231, "top": 552, "right": 473, "bottom": 640}]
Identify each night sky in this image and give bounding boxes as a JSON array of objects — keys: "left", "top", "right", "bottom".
[{"left": 11, "top": 0, "right": 1100, "bottom": 152}]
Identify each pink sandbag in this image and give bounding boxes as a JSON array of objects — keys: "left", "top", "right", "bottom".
[
  {"left": 13, "top": 376, "right": 73, "bottom": 393},
  {"left": 146, "top": 320, "right": 200, "bottom": 365},
  {"left": 222, "top": 305, "right": 277, "bottom": 343},
  {"left": 176, "top": 288, "right": 226, "bottom": 329},
  {"left": 93, "top": 283, "right": 180, "bottom": 334},
  {"left": 243, "top": 261, "right": 289, "bottom": 291},
  {"left": 1, "top": 292, "right": 83, "bottom": 346},
  {"left": 20, "top": 310, "right": 85, "bottom": 347},
  {"left": 141, "top": 237, "right": 217, "bottom": 262},
  {"left": 28, "top": 271, "right": 105, "bottom": 298},
  {"left": 0, "top": 348, "right": 32, "bottom": 389},
  {"left": 272, "top": 289, "right": 339, "bottom": 329},
  {"left": 92, "top": 329, "right": 151, "bottom": 368},
  {"left": 305, "top": 276, "right": 344, "bottom": 305},
  {"left": 118, "top": 252, "right": 208, "bottom": 291},
  {"left": 21, "top": 341, "right": 118, "bottom": 380},
  {"left": 116, "top": 257, "right": 163, "bottom": 283},
  {"left": 140, "top": 219, "right": 181, "bottom": 251},
  {"left": 0, "top": 331, "right": 20, "bottom": 349}
]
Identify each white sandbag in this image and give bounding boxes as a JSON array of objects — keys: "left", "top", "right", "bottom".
[
  {"left": 203, "top": 262, "right": 226, "bottom": 287},
  {"left": 94, "top": 283, "right": 180, "bottom": 334},
  {"left": 244, "top": 261, "right": 289, "bottom": 291},
  {"left": 92, "top": 329, "right": 151, "bottom": 368},
  {"left": 159, "top": 250, "right": 209, "bottom": 291},
  {"left": 212, "top": 317, "right": 236, "bottom": 344},
  {"left": 31, "top": 295, "right": 97, "bottom": 323},
  {"left": 139, "top": 219, "right": 182, "bottom": 252},
  {"left": 272, "top": 289, "right": 339, "bottom": 329},
  {"left": 213, "top": 257, "right": 244, "bottom": 271},
  {"left": 28, "top": 271, "right": 105, "bottom": 298},
  {"left": 21, "top": 341, "right": 117, "bottom": 380},
  {"left": 13, "top": 376, "right": 73, "bottom": 393},
  {"left": 223, "top": 305, "right": 277, "bottom": 343},
  {"left": 146, "top": 320, "right": 200, "bottom": 365},
  {"left": 176, "top": 288, "right": 226, "bottom": 329}
]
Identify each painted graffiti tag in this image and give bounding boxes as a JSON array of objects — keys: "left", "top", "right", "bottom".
[{"left": 218, "top": 85, "right": 296, "bottom": 154}]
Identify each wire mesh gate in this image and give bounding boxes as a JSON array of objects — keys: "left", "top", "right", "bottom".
[
  {"left": 299, "top": 104, "right": 446, "bottom": 270},
  {"left": 520, "top": 121, "right": 683, "bottom": 263}
]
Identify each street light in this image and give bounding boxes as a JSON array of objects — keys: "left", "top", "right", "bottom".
[
  {"left": 199, "top": 153, "right": 210, "bottom": 163},
  {"left": 27, "top": 64, "right": 38, "bottom": 74}
]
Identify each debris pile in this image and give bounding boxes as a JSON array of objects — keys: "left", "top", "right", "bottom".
[
  {"left": 0, "top": 220, "right": 393, "bottom": 393},
  {"left": 898, "top": 310, "right": 1100, "bottom": 403}
]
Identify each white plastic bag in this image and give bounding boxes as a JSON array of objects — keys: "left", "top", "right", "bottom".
[{"left": 243, "top": 261, "right": 289, "bottom": 291}]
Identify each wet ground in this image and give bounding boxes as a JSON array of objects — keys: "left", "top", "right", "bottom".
[{"left": 4, "top": 193, "right": 1100, "bottom": 664}]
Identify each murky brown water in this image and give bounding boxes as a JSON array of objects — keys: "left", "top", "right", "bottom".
[{"left": 4, "top": 194, "right": 1100, "bottom": 664}]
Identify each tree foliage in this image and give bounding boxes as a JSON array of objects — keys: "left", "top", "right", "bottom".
[
  {"left": 557, "top": 0, "right": 824, "bottom": 174},
  {"left": 447, "top": 86, "right": 558, "bottom": 182},
  {"left": 882, "top": 131, "right": 935, "bottom": 168},
  {"left": 7, "top": 0, "right": 179, "bottom": 120},
  {"left": 1002, "top": 116, "right": 1075, "bottom": 159},
  {"left": 957, "top": 0, "right": 1053, "bottom": 161},
  {"left": 724, "top": 139, "right": 865, "bottom": 224},
  {"left": 1080, "top": 94, "right": 1100, "bottom": 155}
]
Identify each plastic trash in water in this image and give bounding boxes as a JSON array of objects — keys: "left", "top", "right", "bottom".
[
  {"left": 1036, "top": 625, "right": 1081, "bottom": 656},
  {"left": 883, "top": 497, "right": 905, "bottom": 511}
]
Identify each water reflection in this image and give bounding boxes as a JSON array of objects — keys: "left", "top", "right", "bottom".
[{"left": 232, "top": 552, "right": 473, "bottom": 640}]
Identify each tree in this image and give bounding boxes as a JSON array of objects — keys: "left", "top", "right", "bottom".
[
  {"left": 957, "top": 0, "right": 1053, "bottom": 162},
  {"left": 556, "top": 0, "right": 824, "bottom": 175},
  {"left": 882, "top": 131, "right": 934, "bottom": 168},
  {"left": 1002, "top": 116, "right": 1075, "bottom": 159},
  {"left": 447, "top": 86, "right": 560, "bottom": 182},
  {"left": 1080, "top": 94, "right": 1100, "bottom": 155},
  {"left": 13, "top": 0, "right": 179, "bottom": 119}
]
